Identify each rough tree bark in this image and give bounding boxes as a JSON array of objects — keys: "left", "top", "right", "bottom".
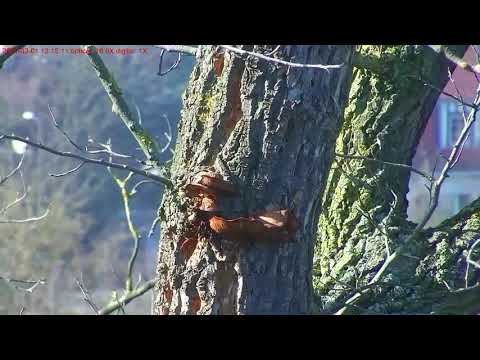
[
  {"left": 154, "top": 45, "right": 354, "bottom": 314},
  {"left": 313, "top": 45, "right": 480, "bottom": 314}
]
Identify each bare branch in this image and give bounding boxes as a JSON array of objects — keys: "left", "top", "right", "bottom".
[
  {"left": 335, "top": 153, "right": 433, "bottom": 181},
  {"left": 220, "top": 45, "right": 344, "bottom": 72},
  {"left": 75, "top": 277, "right": 100, "bottom": 314},
  {"left": 49, "top": 162, "right": 86, "bottom": 178},
  {"left": 430, "top": 283, "right": 480, "bottom": 314},
  {"left": 0, "top": 276, "right": 46, "bottom": 286},
  {"left": 98, "top": 278, "right": 156, "bottom": 315},
  {"left": 135, "top": 273, "right": 143, "bottom": 290},
  {"left": 427, "top": 45, "right": 480, "bottom": 74},
  {"left": 0, "top": 208, "right": 49, "bottom": 224},
  {"left": 86, "top": 138, "right": 133, "bottom": 159},
  {"left": 0, "top": 133, "right": 173, "bottom": 188},
  {"left": 0, "top": 150, "right": 25, "bottom": 186},
  {"left": 0, "top": 171, "right": 27, "bottom": 215},
  {"left": 356, "top": 204, "right": 391, "bottom": 257},
  {"left": 153, "top": 45, "right": 198, "bottom": 56},
  {"left": 48, "top": 105, "right": 138, "bottom": 166},
  {"left": 158, "top": 114, "right": 173, "bottom": 154},
  {"left": 406, "top": 74, "right": 478, "bottom": 110},
  {"left": 113, "top": 291, "right": 127, "bottom": 315},
  {"left": 466, "top": 238, "right": 480, "bottom": 270},
  {"left": 158, "top": 51, "right": 182, "bottom": 76},
  {"left": 0, "top": 276, "right": 46, "bottom": 294},
  {"left": 335, "top": 81, "right": 480, "bottom": 315},
  {"left": 130, "top": 180, "right": 160, "bottom": 196},
  {"left": 86, "top": 162, "right": 160, "bottom": 315},
  {"left": 265, "top": 45, "right": 282, "bottom": 56},
  {"left": 83, "top": 45, "right": 162, "bottom": 165},
  {"left": 147, "top": 214, "right": 161, "bottom": 239},
  {"left": 47, "top": 104, "right": 86, "bottom": 152},
  {"left": 0, "top": 156, "right": 48, "bottom": 223},
  {"left": 447, "top": 68, "right": 468, "bottom": 123},
  {"left": 110, "top": 172, "right": 140, "bottom": 292}
]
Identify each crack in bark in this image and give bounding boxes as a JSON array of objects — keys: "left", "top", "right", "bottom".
[{"left": 156, "top": 45, "right": 354, "bottom": 314}]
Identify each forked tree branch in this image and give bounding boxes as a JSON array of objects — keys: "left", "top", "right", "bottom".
[
  {"left": 83, "top": 45, "right": 162, "bottom": 165},
  {"left": 98, "top": 278, "right": 156, "bottom": 315},
  {"left": 428, "top": 45, "right": 480, "bottom": 74},
  {"left": 0, "top": 151, "right": 50, "bottom": 224},
  {"left": 0, "top": 134, "right": 173, "bottom": 187},
  {"left": 335, "top": 80, "right": 480, "bottom": 315}
]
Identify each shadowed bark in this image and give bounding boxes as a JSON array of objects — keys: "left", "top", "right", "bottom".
[{"left": 154, "top": 45, "right": 354, "bottom": 314}]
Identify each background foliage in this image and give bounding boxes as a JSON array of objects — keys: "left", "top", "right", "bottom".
[{"left": 0, "top": 46, "right": 193, "bottom": 314}]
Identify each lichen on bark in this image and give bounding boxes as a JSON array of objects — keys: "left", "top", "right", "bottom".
[
  {"left": 313, "top": 45, "right": 480, "bottom": 314},
  {"left": 154, "top": 45, "right": 354, "bottom": 315}
]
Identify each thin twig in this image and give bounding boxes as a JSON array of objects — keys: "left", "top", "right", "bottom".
[
  {"left": 153, "top": 45, "right": 198, "bottom": 56},
  {"left": 0, "top": 208, "right": 49, "bottom": 224},
  {"left": 0, "top": 171, "right": 27, "bottom": 215},
  {"left": 111, "top": 172, "right": 140, "bottom": 292},
  {"left": 356, "top": 205, "right": 391, "bottom": 257},
  {"left": 158, "top": 51, "right": 182, "bottom": 76},
  {"left": 265, "top": 45, "right": 282, "bottom": 56},
  {"left": 49, "top": 162, "right": 86, "bottom": 178},
  {"left": 220, "top": 45, "right": 344, "bottom": 72},
  {"left": 0, "top": 150, "right": 26, "bottom": 186},
  {"left": 447, "top": 68, "right": 468, "bottom": 123},
  {"left": 98, "top": 278, "right": 156, "bottom": 315},
  {"left": 427, "top": 45, "right": 480, "bottom": 74},
  {"left": 75, "top": 277, "right": 100, "bottom": 314},
  {"left": 48, "top": 105, "right": 136, "bottom": 162},
  {"left": 335, "top": 153, "right": 433, "bottom": 181},
  {"left": 335, "top": 82, "right": 480, "bottom": 315},
  {"left": 47, "top": 104, "right": 85, "bottom": 152},
  {"left": 86, "top": 138, "right": 133, "bottom": 159},
  {"left": 113, "top": 292, "right": 127, "bottom": 315},
  {"left": 1, "top": 276, "right": 46, "bottom": 295},
  {"left": 83, "top": 45, "right": 162, "bottom": 165},
  {"left": 130, "top": 180, "right": 160, "bottom": 195},
  {"left": 159, "top": 114, "right": 173, "bottom": 154},
  {"left": 406, "top": 74, "right": 478, "bottom": 110},
  {"left": 148, "top": 215, "right": 161, "bottom": 239},
  {"left": 0, "top": 133, "right": 173, "bottom": 187},
  {"left": 466, "top": 238, "right": 480, "bottom": 274},
  {"left": 333, "top": 159, "right": 375, "bottom": 191},
  {"left": 0, "top": 276, "right": 46, "bottom": 286}
]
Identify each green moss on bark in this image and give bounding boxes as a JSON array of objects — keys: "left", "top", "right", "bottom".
[{"left": 314, "top": 45, "right": 474, "bottom": 314}]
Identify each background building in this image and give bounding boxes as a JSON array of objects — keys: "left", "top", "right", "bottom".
[{"left": 407, "top": 46, "right": 480, "bottom": 226}]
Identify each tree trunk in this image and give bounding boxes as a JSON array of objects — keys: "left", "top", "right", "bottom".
[
  {"left": 313, "top": 45, "right": 480, "bottom": 314},
  {"left": 154, "top": 45, "right": 354, "bottom": 315}
]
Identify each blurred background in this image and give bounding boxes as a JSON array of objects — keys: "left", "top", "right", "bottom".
[
  {"left": 407, "top": 46, "right": 480, "bottom": 227},
  {"left": 0, "top": 45, "right": 193, "bottom": 314},
  {"left": 1, "top": 45, "right": 478, "bottom": 314}
]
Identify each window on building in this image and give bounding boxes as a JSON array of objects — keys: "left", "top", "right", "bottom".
[{"left": 438, "top": 99, "right": 480, "bottom": 149}]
